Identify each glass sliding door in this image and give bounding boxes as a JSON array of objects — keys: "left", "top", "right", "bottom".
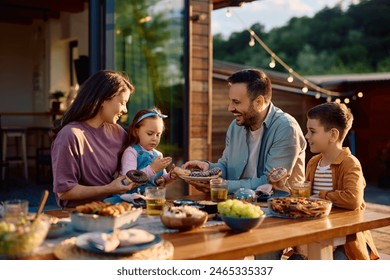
[{"left": 114, "top": 0, "right": 187, "bottom": 164}]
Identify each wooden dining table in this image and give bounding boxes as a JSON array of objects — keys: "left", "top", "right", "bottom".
[{"left": 27, "top": 195, "right": 390, "bottom": 260}]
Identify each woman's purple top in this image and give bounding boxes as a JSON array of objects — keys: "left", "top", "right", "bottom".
[{"left": 51, "top": 121, "right": 127, "bottom": 207}]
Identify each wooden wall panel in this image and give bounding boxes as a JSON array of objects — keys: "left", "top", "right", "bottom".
[{"left": 188, "top": 0, "right": 212, "bottom": 194}]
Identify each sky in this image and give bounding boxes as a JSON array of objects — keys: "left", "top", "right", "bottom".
[{"left": 212, "top": 0, "right": 359, "bottom": 38}]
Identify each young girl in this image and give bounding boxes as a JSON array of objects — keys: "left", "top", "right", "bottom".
[{"left": 120, "top": 107, "right": 177, "bottom": 194}]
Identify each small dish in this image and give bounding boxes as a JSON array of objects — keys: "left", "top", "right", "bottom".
[
  {"left": 256, "top": 190, "right": 289, "bottom": 202},
  {"left": 173, "top": 199, "right": 196, "bottom": 206},
  {"left": 196, "top": 200, "right": 218, "bottom": 214},
  {"left": 47, "top": 221, "right": 69, "bottom": 239}
]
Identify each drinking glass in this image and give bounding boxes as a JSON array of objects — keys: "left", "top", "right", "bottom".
[
  {"left": 210, "top": 178, "right": 228, "bottom": 202},
  {"left": 145, "top": 186, "right": 166, "bottom": 216},
  {"left": 3, "top": 199, "right": 29, "bottom": 222},
  {"left": 290, "top": 181, "right": 312, "bottom": 198}
]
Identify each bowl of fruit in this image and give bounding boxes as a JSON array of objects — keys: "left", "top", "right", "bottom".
[{"left": 218, "top": 199, "right": 265, "bottom": 232}]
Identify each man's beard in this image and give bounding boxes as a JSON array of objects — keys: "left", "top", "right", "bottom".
[{"left": 234, "top": 105, "right": 258, "bottom": 128}]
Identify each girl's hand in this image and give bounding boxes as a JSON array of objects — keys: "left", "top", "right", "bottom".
[{"left": 150, "top": 156, "right": 172, "bottom": 173}]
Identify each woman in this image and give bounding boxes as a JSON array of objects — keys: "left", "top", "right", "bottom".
[{"left": 51, "top": 70, "right": 137, "bottom": 208}]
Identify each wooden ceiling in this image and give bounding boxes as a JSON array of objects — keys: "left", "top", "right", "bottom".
[
  {"left": 0, "top": 0, "right": 86, "bottom": 24},
  {"left": 212, "top": 0, "right": 259, "bottom": 10},
  {"left": 0, "top": 0, "right": 259, "bottom": 25}
]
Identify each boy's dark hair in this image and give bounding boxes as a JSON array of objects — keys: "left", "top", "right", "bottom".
[
  {"left": 307, "top": 102, "right": 353, "bottom": 142},
  {"left": 227, "top": 69, "right": 272, "bottom": 103}
]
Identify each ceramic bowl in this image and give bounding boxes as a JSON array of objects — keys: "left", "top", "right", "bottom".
[
  {"left": 221, "top": 215, "right": 265, "bottom": 232},
  {"left": 47, "top": 221, "right": 69, "bottom": 238},
  {"left": 160, "top": 207, "right": 208, "bottom": 231},
  {"left": 70, "top": 208, "right": 142, "bottom": 232},
  {"left": 196, "top": 200, "right": 218, "bottom": 214}
]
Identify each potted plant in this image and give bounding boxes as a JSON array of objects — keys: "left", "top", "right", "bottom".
[{"left": 49, "top": 90, "right": 65, "bottom": 112}]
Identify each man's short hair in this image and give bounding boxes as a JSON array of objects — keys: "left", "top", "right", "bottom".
[{"left": 227, "top": 69, "right": 272, "bottom": 103}]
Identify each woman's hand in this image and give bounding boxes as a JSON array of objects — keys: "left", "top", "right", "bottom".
[
  {"left": 112, "top": 176, "right": 138, "bottom": 194},
  {"left": 182, "top": 160, "right": 209, "bottom": 171},
  {"left": 150, "top": 156, "right": 172, "bottom": 173}
]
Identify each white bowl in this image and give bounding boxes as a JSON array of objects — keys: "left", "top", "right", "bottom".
[{"left": 71, "top": 208, "right": 142, "bottom": 232}]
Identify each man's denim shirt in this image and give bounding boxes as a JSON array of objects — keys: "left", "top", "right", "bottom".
[{"left": 209, "top": 102, "right": 307, "bottom": 193}]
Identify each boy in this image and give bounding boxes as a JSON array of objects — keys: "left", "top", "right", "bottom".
[{"left": 304, "top": 102, "right": 379, "bottom": 259}]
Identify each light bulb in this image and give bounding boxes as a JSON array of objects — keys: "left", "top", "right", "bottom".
[
  {"left": 357, "top": 92, "right": 363, "bottom": 98},
  {"left": 315, "top": 93, "right": 321, "bottom": 99},
  {"left": 326, "top": 96, "right": 332, "bottom": 102},
  {"left": 249, "top": 37, "right": 255, "bottom": 47},
  {"left": 269, "top": 58, "right": 275, "bottom": 68},
  {"left": 352, "top": 95, "right": 357, "bottom": 100},
  {"left": 226, "top": 8, "right": 231, "bottom": 17},
  {"left": 335, "top": 98, "right": 341, "bottom": 103},
  {"left": 302, "top": 86, "right": 308, "bottom": 93},
  {"left": 287, "top": 75, "right": 294, "bottom": 83},
  {"left": 344, "top": 98, "right": 350, "bottom": 104}
]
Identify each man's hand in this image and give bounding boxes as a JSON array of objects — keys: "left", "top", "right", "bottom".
[{"left": 182, "top": 160, "right": 209, "bottom": 171}]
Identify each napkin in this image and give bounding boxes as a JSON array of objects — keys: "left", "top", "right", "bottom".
[
  {"left": 255, "top": 184, "right": 273, "bottom": 195},
  {"left": 88, "top": 229, "right": 155, "bottom": 252},
  {"left": 120, "top": 193, "right": 146, "bottom": 204}
]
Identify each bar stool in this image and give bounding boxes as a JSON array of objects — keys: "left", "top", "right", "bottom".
[{"left": 2, "top": 127, "right": 28, "bottom": 180}]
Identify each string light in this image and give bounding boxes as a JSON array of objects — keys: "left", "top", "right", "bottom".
[
  {"left": 344, "top": 98, "right": 350, "bottom": 104},
  {"left": 226, "top": 8, "right": 231, "bottom": 17},
  {"left": 269, "top": 57, "right": 276, "bottom": 68},
  {"left": 223, "top": 8, "right": 364, "bottom": 102},
  {"left": 249, "top": 36, "right": 255, "bottom": 47}
]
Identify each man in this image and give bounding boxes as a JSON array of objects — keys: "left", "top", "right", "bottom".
[{"left": 183, "top": 69, "right": 306, "bottom": 194}]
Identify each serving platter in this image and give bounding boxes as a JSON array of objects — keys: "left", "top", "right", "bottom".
[
  {"left": 179, "top": 174, "right": 220, "bottom": 182},
  {"left": 76, "top": 232, "right": 162, "bottom": 254}
]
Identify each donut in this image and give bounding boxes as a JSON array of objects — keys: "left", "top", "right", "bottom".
[
  {"left": 268, "top": 167, "right": 289, "bottom": 183},
  {"left": 190, "top": 167, "right": 222, "bottom": 177},
  {"left": 126, "top": 170, "right": 148, "bottom": 184},
  {"left": 172, "top": 167, "right": 191, "bottom": 176}
]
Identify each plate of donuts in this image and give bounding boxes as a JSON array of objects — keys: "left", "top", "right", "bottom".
[
  {"left": 179, "top": 174, "right": 221, "bottom": 182},
  {"left": 174, "top": 167, "right": 222, "bottom": 182}
]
